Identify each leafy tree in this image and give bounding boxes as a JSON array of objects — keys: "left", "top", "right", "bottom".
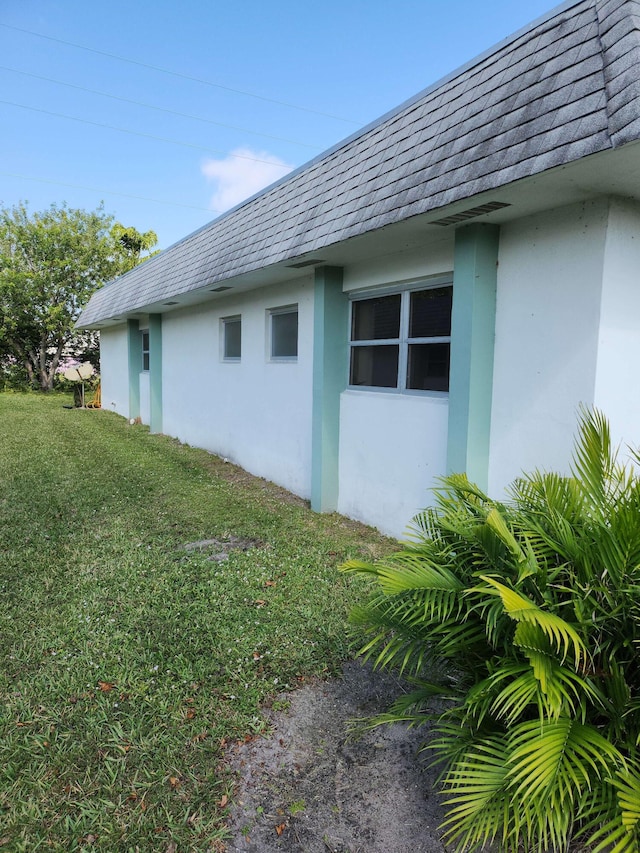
[
  {"left": 0, "top": 202, "right": 158, "bottom": 391},
  {"left": 111, "top": 222, "right": 159, "bottom": 272},
  {"left": 342, "top": 409, "right": 640, "bottom": 852}
]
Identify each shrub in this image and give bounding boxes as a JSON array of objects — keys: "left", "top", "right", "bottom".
[{"left": 342, "top": 410, "right": 640, "bottom": 852}]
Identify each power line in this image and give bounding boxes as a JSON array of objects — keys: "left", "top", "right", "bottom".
[
  {"left": 0, "top": 23, "right": 360, "bottom": 125},
  {"left": 0, "top": 99, "right": 299, "bottom": 168},
  {"left": 0, "top": 65, "right": 323, "bottom": 151},
  {"left": 0, "top": 171, "right": 218, "bottom": 213}
]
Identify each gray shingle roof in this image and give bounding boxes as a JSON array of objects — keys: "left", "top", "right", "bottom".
[{"left": 79, "top": 0, "right": 640, "bottom": 327}]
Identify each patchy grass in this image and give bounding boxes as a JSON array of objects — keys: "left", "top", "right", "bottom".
[{"left": 0, "top": 393, "right": 394, "bottom": 851}]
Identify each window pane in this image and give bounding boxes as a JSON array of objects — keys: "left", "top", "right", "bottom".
[
  {"left": 271, "top": 310, "right": 298, "bottom": 357},
  {"left": 352, "top": 294, "right": 401, "bottom": 341},
  {"left": 350, "top": 345, "right": 399, "bottom": 388},
  {"left": 141, "top": 331, "right": 149, "bottom": 371},
  {"left": 407, "top": 343, "right": 450, "bottom": 391},
  {"left": 224, "top": 319, "right": 241, "bottom": 359},
  {"left": 409, "top": 287, "right": 452, "bottom": 338}
]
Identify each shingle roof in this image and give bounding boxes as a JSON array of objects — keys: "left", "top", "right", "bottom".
[{"left": 78, "top": 0, "right": 640, "bottom": 327}]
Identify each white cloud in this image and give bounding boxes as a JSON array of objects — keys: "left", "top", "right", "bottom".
[{"left": 201, "top": 148, "right": 295, "bottom": 212}]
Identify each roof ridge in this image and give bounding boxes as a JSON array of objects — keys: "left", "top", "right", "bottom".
[{"left": 594, "top": 0, "right": 640, "bottom": 145}]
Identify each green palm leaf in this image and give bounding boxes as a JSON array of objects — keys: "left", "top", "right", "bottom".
[
  {"left": 440, "top": 734, "right": 514, "bottom": 850},
  {"left": 507, "top": 718, "right": 619, "bottom": 804},
  {"left": 478, "top": 576, "right": 585, "bottom": 667}
]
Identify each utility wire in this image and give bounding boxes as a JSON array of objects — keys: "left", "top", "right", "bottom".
[
  {"left": 0, "top": 23, "right": 360, "bottom": 125},
  {"left": 0, "top": 171, "right": 218, "bottom": 213},
  {"left": 0, "top": 65, "right": 323, "bottom": 151},
  {"left": 0, "top": 99, "right": 299, "bottom": 168}
]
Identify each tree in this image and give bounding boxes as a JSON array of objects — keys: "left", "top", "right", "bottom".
[
  {"left": 111, "top": 222, "right": 159, "bottom": 272},
  {"left": 0, "top": 202, "right": 158, "bottom": 391}
]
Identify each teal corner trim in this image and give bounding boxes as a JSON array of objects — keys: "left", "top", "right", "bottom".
[
  {"left": 127, "top": 319, "right": 141, "bottom": 420},
  {"left": 447, "top": 224, "right": 500, "bottom": 489},
  {"left": 148, "top": 313, "right": 163, "bottom": 434},
  {"left": 311, "top": 266, "right": 348, "bottom": 512}
]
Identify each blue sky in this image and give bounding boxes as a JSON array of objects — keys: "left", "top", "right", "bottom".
[{"left": 2, "top": 0, "right": 561, "bottom": 250}]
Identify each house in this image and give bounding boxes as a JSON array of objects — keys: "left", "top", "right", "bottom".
[{"left": 78, "top": 0, "right": 640, "bottom": 538}]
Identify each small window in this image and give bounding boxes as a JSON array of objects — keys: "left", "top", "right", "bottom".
[
  {"left": 349, "top": 283, "right": 452, "bottom": 392},
  {"left": 270, "top": 306, "right": 298, "bottom": 359},
  {"left": 222, "top": 316, "right": 241, "bottom": 360},
  {"left": 141, "top": 330, "right": 150, "bottom": 371}
]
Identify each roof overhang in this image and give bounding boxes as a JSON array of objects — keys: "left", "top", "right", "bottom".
[{"left": 83, "top": 139, "right": 640, "bottom": 330}]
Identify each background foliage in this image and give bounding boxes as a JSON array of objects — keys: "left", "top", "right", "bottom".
[{"left": 0, "top": 202, "right": 157, "bottom": 391}]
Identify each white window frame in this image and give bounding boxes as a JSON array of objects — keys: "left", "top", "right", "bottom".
[
  {"left": 348, "top": 278, "right": 452, "bottom": 395},
  {"left": 221, "top": 315, "right": 242, "bottom": 362},
  {"left": 141, "top": 329, "right": 150, "bottom": 372},
  {"left": 268, "top": 304, "right": 298, "bottom": 362}
]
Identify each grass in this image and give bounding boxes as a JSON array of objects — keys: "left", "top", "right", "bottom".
[{"left": 0, "top": 393, "right": 394, "bottom": 851}]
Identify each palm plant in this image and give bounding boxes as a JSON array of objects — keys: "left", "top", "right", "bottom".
[{"left": 342, "top": 409, "right": 640, "bottom": 852}]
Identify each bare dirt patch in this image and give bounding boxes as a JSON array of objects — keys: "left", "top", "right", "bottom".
[
  {"left": 224, "top": 661, "right": 446, "bottom": 853},
  {"left": 181, "top": 536, "right": 262, "bottom": 562}
]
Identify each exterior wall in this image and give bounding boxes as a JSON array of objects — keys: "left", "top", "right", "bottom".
[
  {"left": 488, "top": 199, "right": 609, "bottom": 495},
  {"left": 338, "top": 391, "right": 449, "bottom": 537},
  {"left": 99, "top": 325, "right": 129, "bottom": 416},
  {"left": 593, "top": 198, "right": 640, "bottom": 451},
  {"left": 337, "top": 243, "right": 454, "bottom": 537},
  {"left": 162, "top": 277, "right": 314, "bottom": 498},
  {"left": 342, "top": 239, "right": 453, "bottom": 293}
]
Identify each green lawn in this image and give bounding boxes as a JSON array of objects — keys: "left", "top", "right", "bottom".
[{"left": 0, "top": 393, "right": 393, "bottom": 851}]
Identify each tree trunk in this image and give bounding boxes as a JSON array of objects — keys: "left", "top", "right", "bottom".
[{"left": 42, "top": 341, "right": 65, "bottom": 392}]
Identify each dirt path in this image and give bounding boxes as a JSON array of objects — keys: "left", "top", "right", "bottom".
[{"left": 225, "top": 661, "right": 447, "bottom": 853}]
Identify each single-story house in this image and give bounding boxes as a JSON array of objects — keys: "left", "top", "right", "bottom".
[{"left": 78, "top": 0, "right": 640, "bottom": 538}]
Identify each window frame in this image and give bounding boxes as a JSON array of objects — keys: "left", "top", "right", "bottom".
[
  {"left": 268, "top": 304, "right": 298, "bottom": 362},
  {"left": 141, "top": 329, "right": 150, "bottom": 372},
  {"left": 348, "top": 278, "right": 452, "bottom": 395},
  {"left": 221, "top": 315, "right": 242, "bottom": 362}
]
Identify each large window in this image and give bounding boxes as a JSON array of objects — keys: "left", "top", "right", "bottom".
[
  {"left": 222, "top": 316, "right": 241, "bottom": 360},
  {"left": 349, "top": 283, "right": 452, "bottom": 392},
  {"left": 269, "top": 305, "right": 298, "bottom": 359},
  {"left": 141, "top": 330, "right": 150, "bottom": 372}
]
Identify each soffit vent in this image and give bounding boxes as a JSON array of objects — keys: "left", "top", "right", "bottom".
[
  {"left": 286, "top": 258, "right": 325, "bottom": 268},
  {"left": 209, "top": 285, "right": 233, "bottom": 292},
  {"left": 164, "top": 301, "right": 179, "bottom": 306},
  {"left": 429, "top": 201, "right": 511, "bottom": 226}
]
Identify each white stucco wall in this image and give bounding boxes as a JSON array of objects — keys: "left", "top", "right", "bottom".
[
  {"left": 342, "top": 239, "right": 453, "bottom": 293},
  {"left": 99, "top": 325, "right": 129, "bottom": 416},
  {"left": 338, "top": 391, "right": 449, "bottom": 538},
  {"left": 488, "top": 199, "right": 610, "bottom": 495},
  {"left": 593, "top": 198, "right": 640, "bottom": 452},
  {"left": 338, "top": 246, "right": 454, "bottom": 537},
  {"left": 162, "top": 277, "right": 314, "bottom": 497}
]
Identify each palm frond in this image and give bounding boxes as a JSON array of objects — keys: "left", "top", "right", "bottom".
[
  {"left": 586, "top": 767, "right": 640, "bottom": 853},
  {"left": 507, "top": 717, "right": 620, "bottom": 804},
  {"left": 439, "top": 733, "right": 514, "bottom": 851},
  {"left": 478, "top": 576, "right": 585, "bottom": 667}
]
